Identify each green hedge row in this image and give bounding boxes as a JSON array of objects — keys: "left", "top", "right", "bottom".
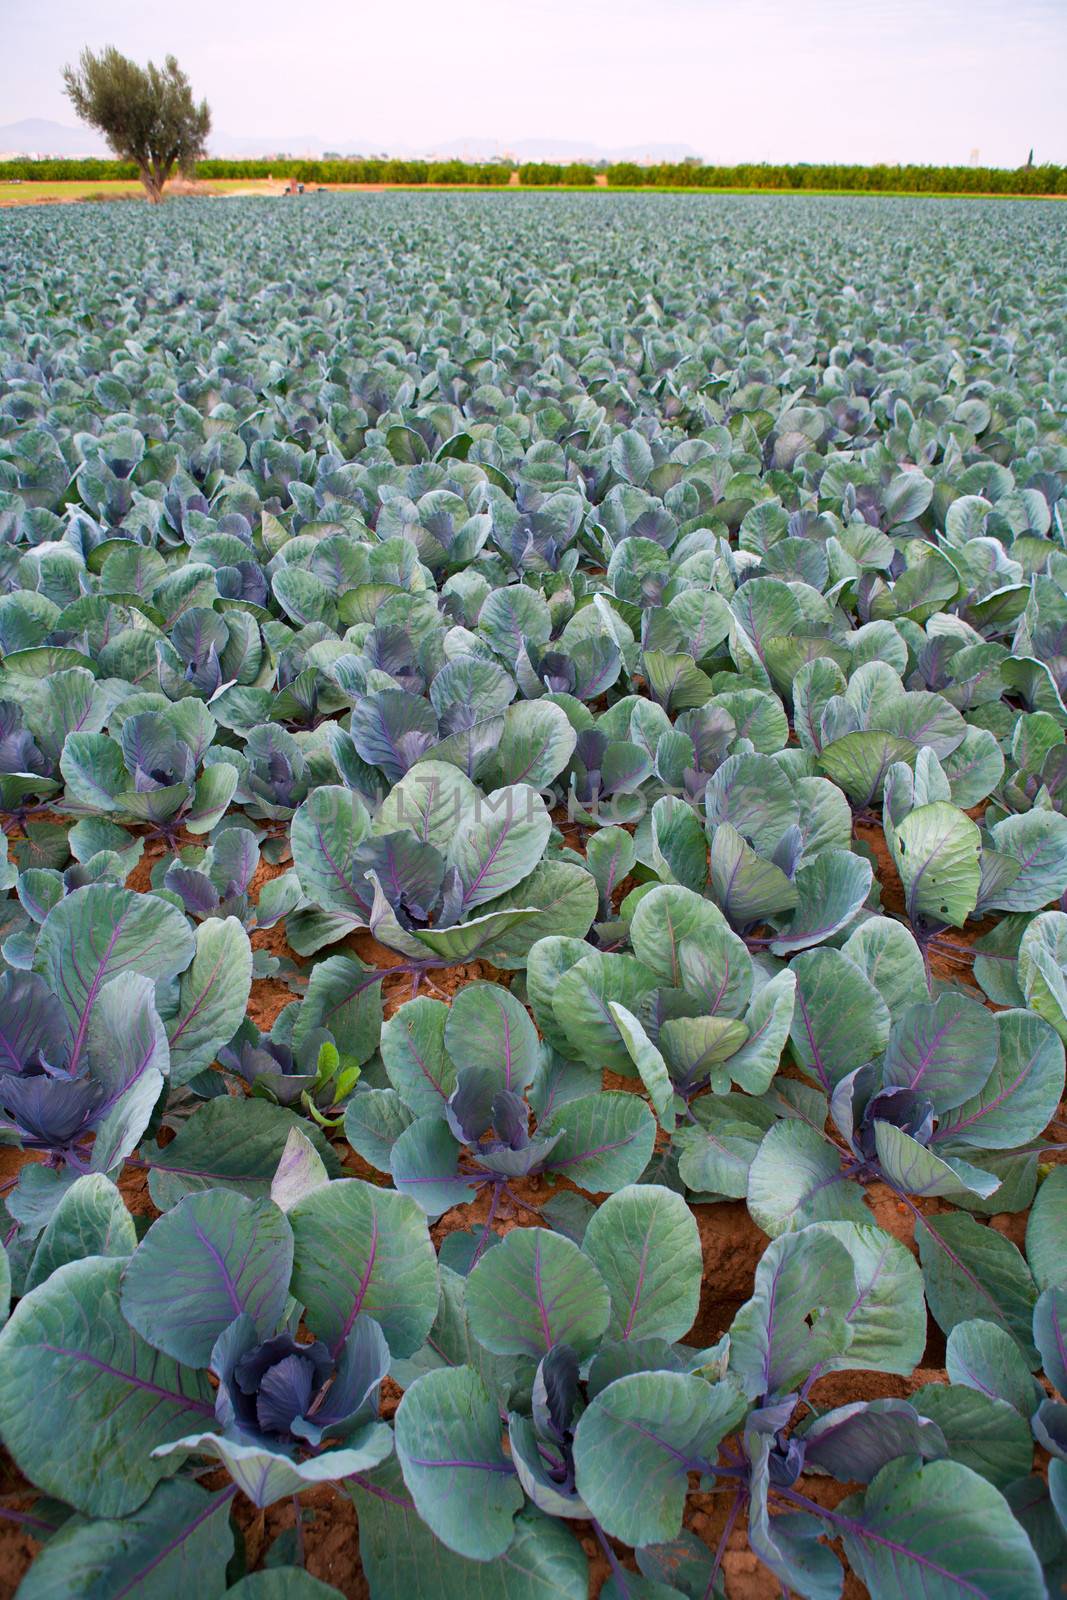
[
  {"left": 0, "top": 156, "right": 1063, "bottom": 193},
  {"left": 606, "top": 161, "right": 1067, "bottom": 194}
]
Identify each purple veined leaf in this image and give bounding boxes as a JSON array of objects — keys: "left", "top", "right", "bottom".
[
  {"left": 882, "top": 992, "right": 998, "bottom": 1113},
  {"left": 465, "top": 1226, "right": 610, "bottom": 1360},
  {"left": 803, "top": 1222, "right": 929, "bottom": 1381},
  {"left": 425, "top": 709, "right": 507, "bottom": 784},
  {"left": 933, "top": 1008, "right": 1065, "bottom": 1151},
  {"left": 659, "top": 1011, "right": 751, "bottom": 1088},
  {"left": 447, "top": 783, "right": 552, "bottom": 914},
  {"left": 390, "top": 1116, "right": 481, "bottom": 1215},
  {"left": 527, "top": 1049, "right": 600, "bottom": 1126},
  {"left": 571, "top": 635, "right": 622, "bottom": 701},
  {"left": 789, "top": 948, "right": 890, "bottom": 1094},
  {"left": 720, "top": 968, "right": 797, "bottom": 1096},
  {"left": 119, "top": 712, "right": 192, "bottom": 788},
  {"left": 627, "top": 883, "right": 735, "bottom": 979},
  {"left": 5, "top": 1478, "right": 237, "bottom": 1599},
  {"left": 155, "top": 1425, "right": 391, "bottom": 1510},
  {"left": 609, "top": 1001, "right": 676, "bottom": 1127},
  {"left": 494, "top": 699, "right": 577, "bottom": 788},
  {"left": 444, "top": 980, "right": 540, "bottom": 1095},
  {"left": 676, "top": 928, "right": 754, "bottom": 1019},
  {"left": 768, "top": 849, "right": 872, "bottom": 956},
  {"left": 289, "top": 1178, "right": 438, "bottom": 1359},
  {"left": 0, "top": 968, "right": 69, "bottom": 1075},
  {"left": 728, "top": 1227, "right": 859, "bottom": 1400},
  {"left": 164, "top": 861, "right": 223, "bottom": 918},
  {"left": 746, "top": 1119, "right": 869, "bottom": 1238},
  {"left": 1033, "top": 1285, "right": 1067, "bottom": 1395},
  {"left": 289, "top": 952, "right": 384, "bottom": 1069},
  {"left": 910, "top": 1379, "right": 1035, "bottom": 1489},
  {"left": 582, "top": 1184, "right": 702, "bottom": 1344},
  {"left": 507, "top": 1410, "right": 587, "bottom": 1520},
  {"left": 87, "top": 971, "right": 169, "bottom": 1172},
  {"left": 429, "top": 656, "right": 515, "bottom": 732},
  {"left": 916, "top": 1210, "right": 1040, "bottom": 1364},
  {"left": 208, "top": 824, "right": 261, "bottom": 897},
  {"left": 146, "top": 1098, "right": 342, "bottom": 1210},
  {"left": 380, "top": 996, "right": 455, "bottom": 1118},
  {"left": 873, "top": 1121, "right": 1000, "bottom": 1202},
  {"left": 800, "top": 1398, "right": 947, "bottom": 1483},
  {"left": 730, "top": 577, "right": 804, "bottom": 671},
  {"left": 746, "top": 1428, "right": 845, "bottom": 1598},
  {"left": 349, "top": 689, "right": 438, "bottom": 783},
  {"left": 371, "top": 759, "right": 480, "bottom": 853},
  {"left": 59, "top": 731, "right": 128, "bottom": 812},
  {"left": 541, "top": 1090, "right": 657, "bottom": 1193},
  {"left": 643, "top": 648, "right": 715, "bottom": 714},
  {"left": 0, "top": 1257, "right": 216, "bottom": 1517},
  {"left": 21, "top": 1171, "right": 136, "bottom": 1292},
  {"left": 1026, "top": 1166, "right": 1067, "bottom": 1293},
  {"left": 33, "top": 883, "right": 195, "bottom": 1073},
  {"left": 828, "top": 1456, "right": 1046, "bottom": 1599},
  {"left": 945, "top": 1319, "right": 1042, "bottom": 1416},
  {"left": 343, "top": 1088, "right": 415, "bottom": 1174},
  {"left": 394, "top": 1366, "right": 523, "bottom": 1560},
  {"left": 165, "top": 917, "right": 253, "bottom": 1089},
  {"left": 573, "top": 1370, "right": 748, "bottom": 1547},
  {"left": 704, "top": 752, "right": 800, "bottom": 856},
  {"left": 120, "top": 1188, "right": 294, "bottom": 1367},
  {"left": 890, "top": 801, "right": 982, "bottom": 929},
  {"left": 118, "top": 775, "right": 191, "bottom": 826},
  {"left": 550, "top": 948, "right": 660, "bottom": 1072},
  {"left": 357, "top": 831, "right": 446, "bottom": 921},
  {"left": 584, "top": 824, "right": 638, "bottom": 914},
  {"left": 466, "top": 860, "right": 598, "bottom": 969},
  {"left": 408, "top": 904, "right": 545, "bottom": 964},
  {"left": 709, "top": 820, "right": 798, "bottom": 927},
  {"left": 649, "top": 794, "right": 708, "bottom": 892},
  {"left": 289, "top": 785, "right": 374, "bottom": 922},
  {"left": 478, "top": 584, "right": 553, "bottom": 658}
]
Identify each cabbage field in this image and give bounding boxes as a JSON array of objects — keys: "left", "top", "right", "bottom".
[{"left": 0, "top": 191, "right": 1065, "bottom": 1600}]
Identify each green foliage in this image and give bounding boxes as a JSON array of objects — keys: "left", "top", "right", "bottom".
[
  {"left": 0, "top": 188, "right": 1065, "bottom": 1600},
  {"left": 62, "top": 48, "right": 211, "bottom": 201}
]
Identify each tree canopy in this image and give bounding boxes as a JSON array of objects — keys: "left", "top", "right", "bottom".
[{"left": 63, "top": 47, "right": 210, "bottom": 202}]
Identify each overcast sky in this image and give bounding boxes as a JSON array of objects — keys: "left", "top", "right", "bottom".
[{"left": 3, "top": 0, "right": 1064, "bottom": 165}]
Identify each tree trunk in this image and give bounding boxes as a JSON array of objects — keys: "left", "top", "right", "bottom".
[{"left": 139, "top": 167, "right": 164, "bottom": 203}]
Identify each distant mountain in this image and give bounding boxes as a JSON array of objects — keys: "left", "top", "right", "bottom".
[
  {"left": 0, "top": 118, "right": 109, "bottom": 156},
  {"left": 0, "top": 117, "right": 701, "bottom": 165},
  {"left": 206, "top": 132, "right": 366, "bottom": 158},
  {"left": 0, "top": 119, "right": 342, "bottom": 160}
]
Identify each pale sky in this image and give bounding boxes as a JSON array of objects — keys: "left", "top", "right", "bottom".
[{"left": 2, "top": 0, "right": 1064, "bottom": 165}]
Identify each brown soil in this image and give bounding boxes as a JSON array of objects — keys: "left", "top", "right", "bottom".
[
  {"left": 852, "top": 816, "right": 1000, "bottom": 994},
  {"left": 236, "top": 1487, "right": 370, "bottom": 1596},
  {"left": 1, "top": 801, "right": 1061, "bottom": 1598},
  {"left": 691, "top": 1201, "right": 768, "bottom": 1343},
  {"left": 0, "top": 1454, "right": 42, "bottom": 1599}
]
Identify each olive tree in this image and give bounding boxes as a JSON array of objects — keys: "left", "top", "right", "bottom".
[{"left": 63, "top": 47, "right": 211, "bottom": 203}]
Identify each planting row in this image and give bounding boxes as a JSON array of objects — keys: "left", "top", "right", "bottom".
[{"left": 0, "top": 193, "right": 1065, "bottom": 1598}]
